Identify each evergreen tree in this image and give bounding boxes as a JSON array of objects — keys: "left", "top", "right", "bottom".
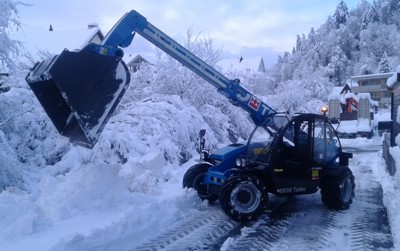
[
  {"left": 367, "top": 3, "right": 382, "bottom": 24},
  {"left": 333, "top": 0, "right": 349, "bottom": 28},
  {"left": 378, "top": 51, "right": 390, "bottom": 73},
  {"left": 295, "top": 34, "right": 302, "bottom": 52},
  {"left": 301, "top": 34, "right": 307, "bottom": 51},
  {"left": 280, "top": 52, "right": 293, "bottom": 81},
  {"left": 308, "top": 27, "right": 316, "bottom": 46},
  {"left": 361, "top": 10, "right": 370, "bottom": 29},
  {"left": 390, "top": 0, "right": 399, "bottom": 11}
]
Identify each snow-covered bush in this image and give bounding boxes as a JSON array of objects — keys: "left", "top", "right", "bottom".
[
  {"left": 0, "top": 130, "right": 25, "bottom": 190},
  {"left": 0, "top": 71, "right": 70, "bottom": 190},
  {"left": 0, "top": 0, "right": 23, "bottom": 72},
  {"left": 95, "top": 94, "right": 219, "bottom": 163}
]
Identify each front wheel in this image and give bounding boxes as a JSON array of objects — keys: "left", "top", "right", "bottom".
[
  {"left": 320, "top": 168, "right": 355, "bottom": 210},
  {"left": 219, "top": 175, "right": 268, "bottom": 222},
  {"left": 182, "top": 164, "right": 218, "bottom": 203}
]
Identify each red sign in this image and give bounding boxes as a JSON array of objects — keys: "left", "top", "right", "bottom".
[{"left": 248, "top": 96, "right": 260, "bottom": 111}]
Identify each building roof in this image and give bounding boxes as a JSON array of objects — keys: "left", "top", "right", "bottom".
[
  {"left": 351, "top": 72, "right": 395, "bottom": 81},
  {"left": 387, "top": 66, "right": 400, "bottom": 88},
  {"left": 328, "top": 84, "right": 351, "bottom": 100},
  {"left": 126, "top": 54, "right": 156, "bottom": 66}
]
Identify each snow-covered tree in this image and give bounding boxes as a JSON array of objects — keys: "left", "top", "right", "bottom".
[
  {"left": 279, "top": 52, "right": 293, "bottom": 81},
  {"left": 378, "top": 51, "right": 390, "bottom": 73},
  {"left": 0, "top": 0, "right": 22, "bottom": 72},
  {"left": 366, "top": 2, "right": 382, "bottom": 25},
  {"left": 295, "top": 34, "right": 302, "bottom": 52},
  {"left": 359, "top": 23, "right": 397, "bottom": 62},
  {"left": 333, "top": 0, "right": 349, "bottom": 28},
  {"left": 152, "top": 29, "right": 222, "bottom": 108}
]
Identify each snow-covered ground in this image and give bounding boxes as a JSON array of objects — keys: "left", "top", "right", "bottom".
[{"left": 0, "top": 132, "right": 398, "bottom": 250}]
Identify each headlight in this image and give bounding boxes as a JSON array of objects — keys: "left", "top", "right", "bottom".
[
  {"left": 235, "top": 157, "right": 247, "bottom": 167},
  {"left": 200, "top": 151, "right": 209, "bottom": 161}
]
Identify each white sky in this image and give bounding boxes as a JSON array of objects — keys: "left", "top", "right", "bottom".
[{"left": 17, "top": 0, "right": 368, "bottom": 67}]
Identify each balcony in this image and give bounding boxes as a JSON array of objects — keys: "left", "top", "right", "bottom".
[{"left": 351, "top": 85, "right": 386, "bottom": 93}]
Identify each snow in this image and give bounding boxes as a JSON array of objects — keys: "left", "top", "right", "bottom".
[
  {"left": 357, "top": 118, "right": 372, "bottom": 132},
  {"left": 0, "top": 99, "right": 399, "bottom": 251},
  {"left": 377, "top": 148, "right": 400, "bottom": 248},
  {"left": 337, "top": 120, "right": 358, "bottom": 133},
  {"left": 387, "top": 66, "right": 400, "bottom": 88},
  {"left": 343, "top": 92, "right": 359, "bottom": 101}
]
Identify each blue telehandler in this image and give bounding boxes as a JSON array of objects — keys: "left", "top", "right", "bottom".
[{"left": 25, "top": 10, "right": 355, "bottom": 222}]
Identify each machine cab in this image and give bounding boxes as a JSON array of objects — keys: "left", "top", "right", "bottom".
[{"left": 269, "top": 114, "right": 342, "bottom": 195}]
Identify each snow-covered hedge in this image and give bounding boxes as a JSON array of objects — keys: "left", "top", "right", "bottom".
[{"left": 93, "top": 94, "right": 220, "bottom": 166}]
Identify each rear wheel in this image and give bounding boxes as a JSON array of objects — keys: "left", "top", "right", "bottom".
[
  {"left": 320, "top": 168, "right": 355, "bottom": 210},
  {"left": 219, "top": 175, "right": 268, "bottom": 222},
  {"left": 182, "top": 164, "right": 218, "bottom": 203}
]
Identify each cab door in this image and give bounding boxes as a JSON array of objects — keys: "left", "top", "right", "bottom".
[{"left": 270, "top": 116, "right": 315, "bottom": 194}]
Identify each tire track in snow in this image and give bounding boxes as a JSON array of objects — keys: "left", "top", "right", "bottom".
[
  {"left": 225, "top": 195, "right": 341, "bottom": 251},
  {"left": 132, "top": 209, "right": 239, "bottom": 251},
  {"left": 339, "top": 154, "right": 394, "bottom": 251}
]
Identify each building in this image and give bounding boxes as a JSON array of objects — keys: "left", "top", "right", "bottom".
[
  {"left": 126, "top": 54, "right": 155, "bottom": 72},
  {"left": 350, "top": 72, "right": 393, "bottom": 108},
  {"left": 327, "top": 84, "right": 352, "bottom": 120}
]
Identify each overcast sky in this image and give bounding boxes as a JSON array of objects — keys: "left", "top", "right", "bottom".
[{"left": 17, "top": 0, "right": 368, "bottom": 68}]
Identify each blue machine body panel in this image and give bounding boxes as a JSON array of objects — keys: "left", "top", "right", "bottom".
[{"left": 206, "top": 143, "right": 247, "bottom": 185}]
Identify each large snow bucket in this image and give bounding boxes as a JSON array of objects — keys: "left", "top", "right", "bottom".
[{"left": 26, "top": 45, "right": 130, "bottom": 148}]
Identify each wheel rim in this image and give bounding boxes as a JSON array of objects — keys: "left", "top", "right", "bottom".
[
  {"left": 340, "top": 177, "right": 353, "bottom": 203},
  {"left": 193, "top": 173, "right": 206, "bottom": 192},
  {"left": 230, "top": 182, "right": 261, "bottom": 214}
]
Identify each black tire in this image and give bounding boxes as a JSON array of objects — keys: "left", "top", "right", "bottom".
[
  {"left": 219, "top": 175, "right": 268, "bottom": 222},
  {"left": 320, "top": 168, "right": 355, "bottom": 210},
  {"left": 182, "top": 164, "right": 218, "bottom": 203}
]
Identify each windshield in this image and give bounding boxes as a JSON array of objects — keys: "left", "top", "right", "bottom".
[
  {"left": 313, "top": 119, "right": 340, "bottom": 164},
  {"left": 245, "top": 114, "right": 290, "bottom": 163},
  {"left": 245, "top": 126, "right": 272, "bottom": 162}
]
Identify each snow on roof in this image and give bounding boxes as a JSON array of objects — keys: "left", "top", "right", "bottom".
[
  {"left": 328, "top": 93, "right": 341, "bottom": 100},
  {"left": 125, "top": 53, "right": 156, "bottom": 66},
  {"left": 331, "top": 86, "right": 345, "bottom": 96},
  {"left": 344, "top": 92, "right": 359, "bottom": 101},
  {"left": 358, "top": 93, "right": 371, "bottom": 99},
  {"left": 11, "top": 26, "right": 103, "bottom": 57},
  {"left": 351, "top": 72, "right": 395, "bottom": 81},
  {"left": 217, "top": 57, "right": 265, "bottom": 73},
  {"left": 387, "top": 65, "right": 400, "bottom": 88}
]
